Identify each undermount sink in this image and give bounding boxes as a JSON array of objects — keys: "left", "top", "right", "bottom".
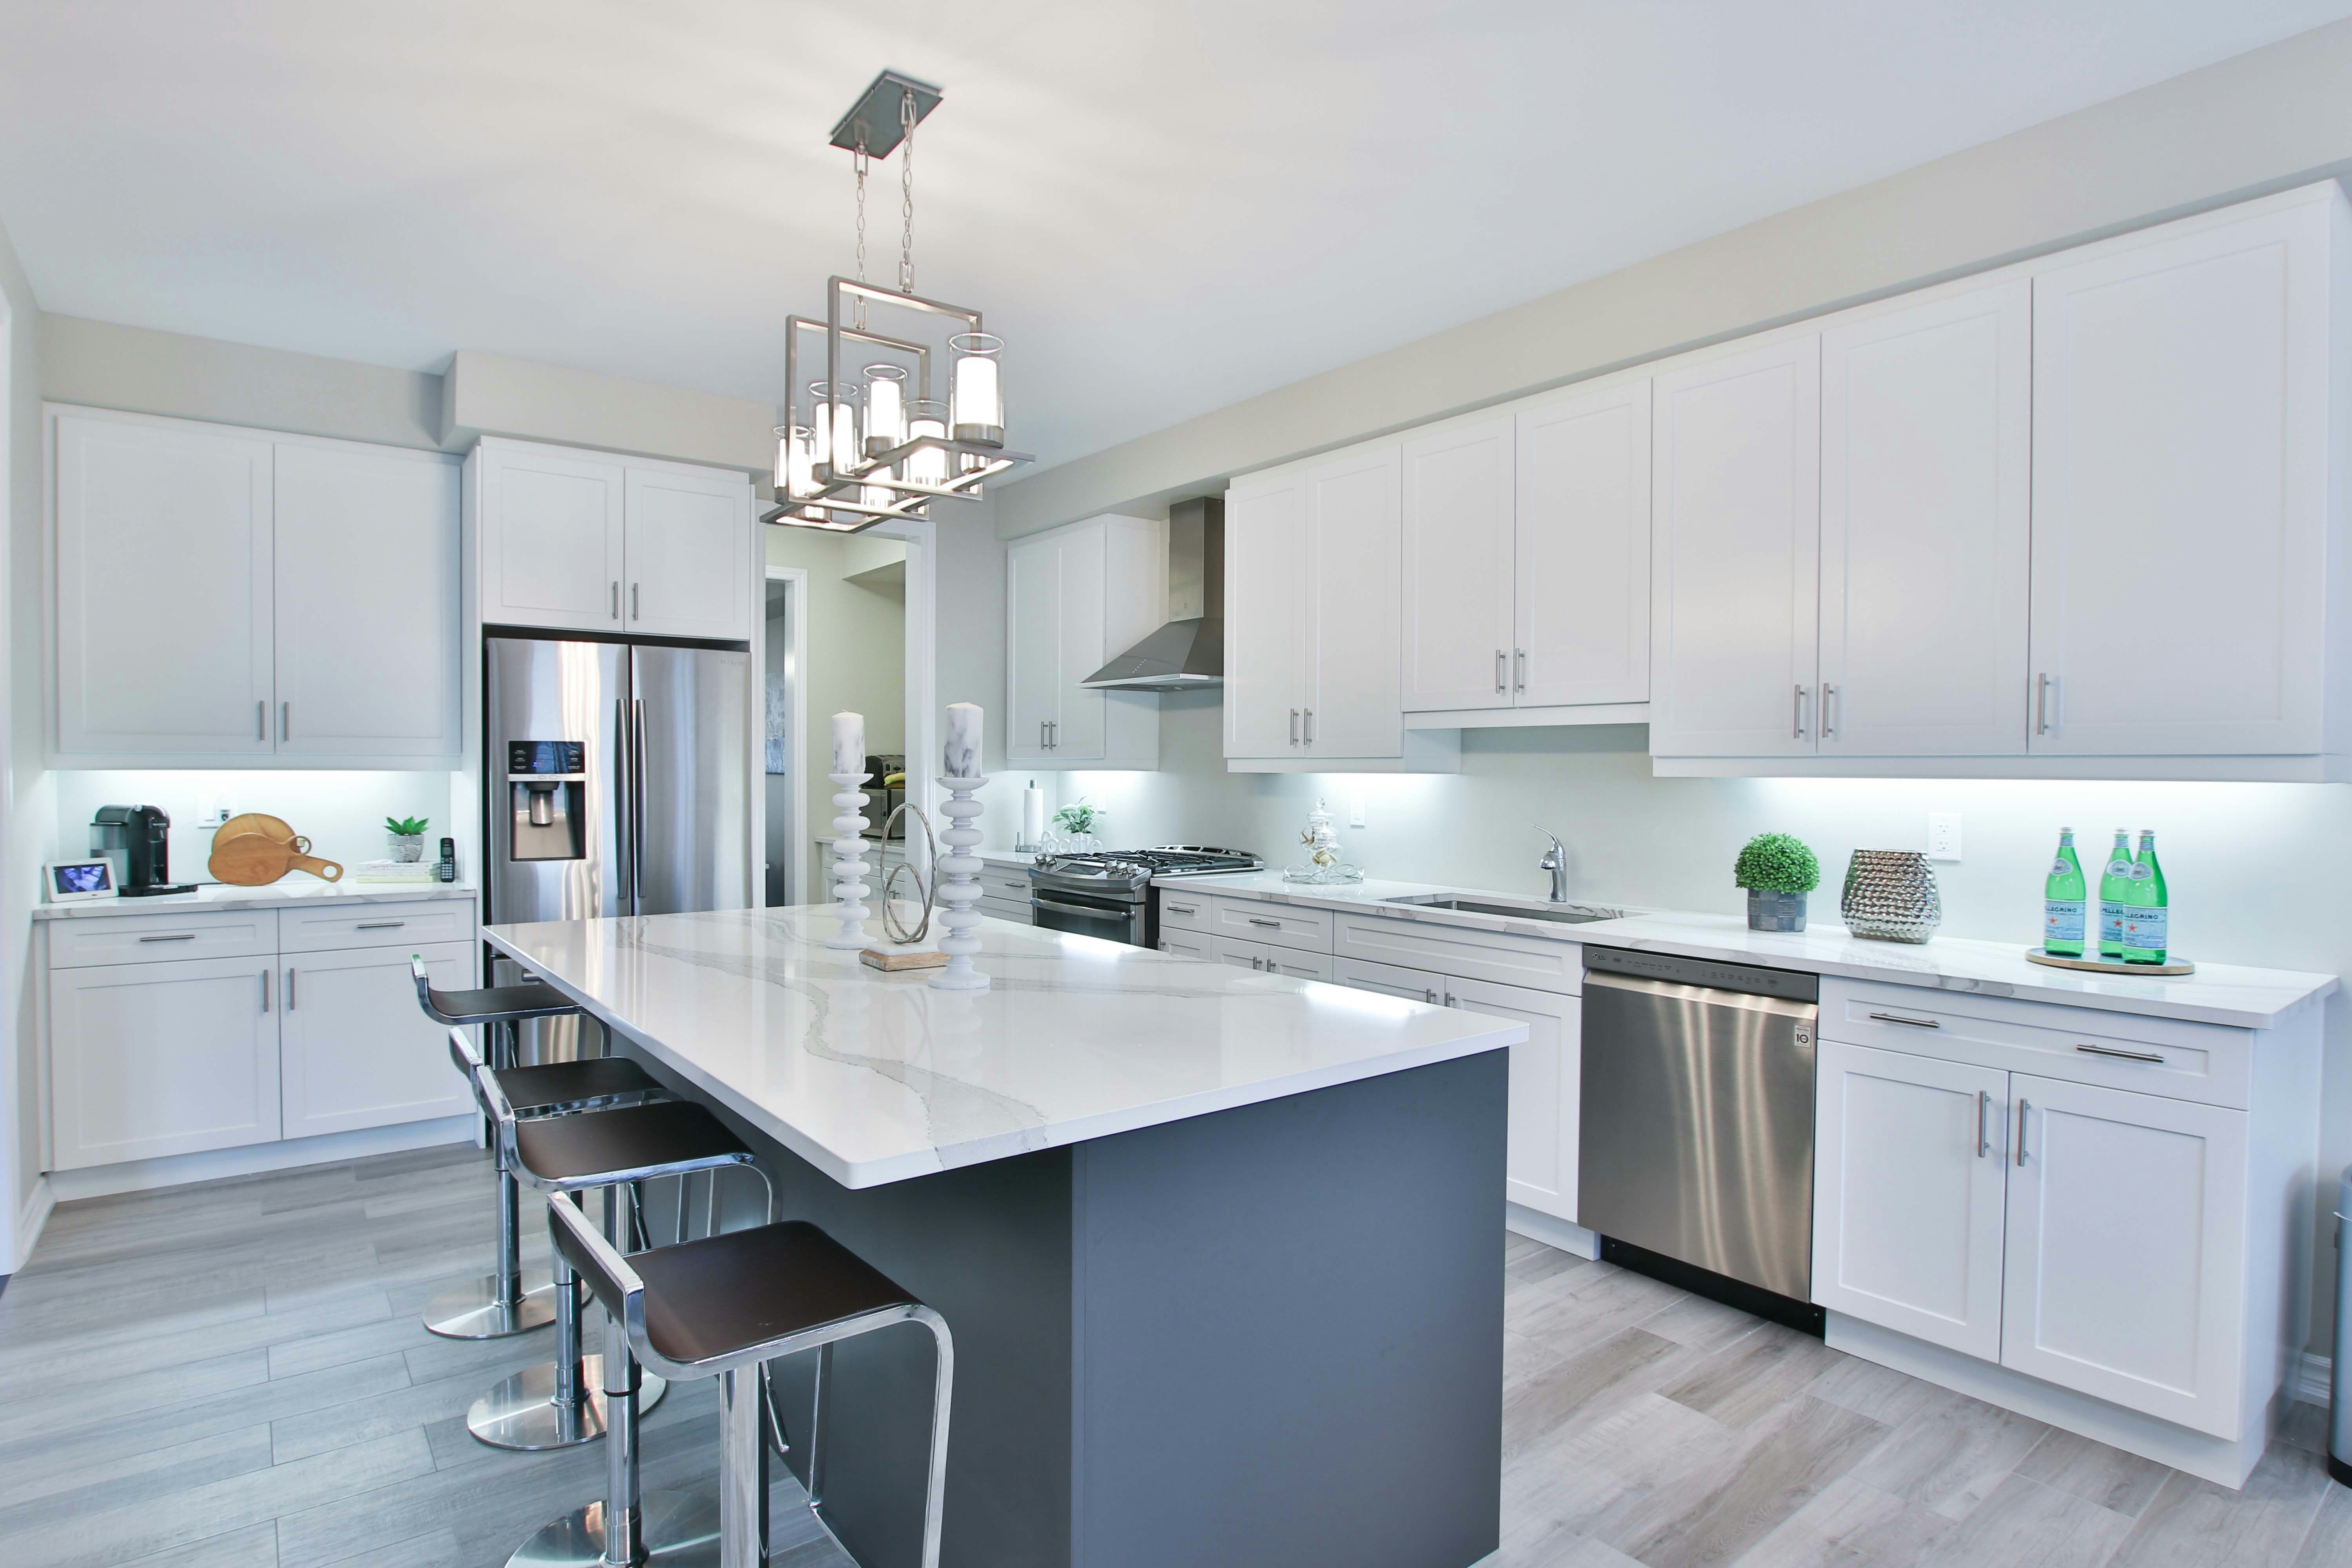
[{"left": 1385, "top": 896, "right": 1613, "bottom": 925}]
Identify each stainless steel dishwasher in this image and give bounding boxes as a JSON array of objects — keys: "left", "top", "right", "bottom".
[{"left": 1578, "top": 946, "right": 1820, "bottom": 1320}]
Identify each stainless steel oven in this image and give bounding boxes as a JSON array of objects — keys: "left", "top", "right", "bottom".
[{"left": 1029, "top": 847, "right": 1261, "bottom": 946}]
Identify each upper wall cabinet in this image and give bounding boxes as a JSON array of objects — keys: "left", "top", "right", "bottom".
[
  {"left": 1005, "top": 514, "right": 1162, "bottom": 770},
  {"left": 1399, "top": 385, "right": 1651, "bottom": 725},
  {"left": 475, "top": 437, "right": 753, "bottom": 644},
  {"left": 51, "top": 407, "right": 461, "bottom": 768}
]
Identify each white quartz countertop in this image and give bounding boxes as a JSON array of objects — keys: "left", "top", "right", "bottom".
[
  {"left": 1161, "top": 873, "right": 2336, "bottom": 1031},
  {"left": 484, "top": 904, "right": 1525, "bottom": 1189},
  {"left": 33, "top": 880, "right": 479, "bottom": 920}
]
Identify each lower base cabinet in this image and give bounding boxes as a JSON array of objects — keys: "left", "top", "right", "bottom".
[
  {"left": 50, "top": 956, "right": 281, "bottom": 1168},
  {"left": 281, "top": 944, "right": 477, "bottom": 1139},
  {"left": 1211, "top": 935, "right": 1336, "bottom": 980}
]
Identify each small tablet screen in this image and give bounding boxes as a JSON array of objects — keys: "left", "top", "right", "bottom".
[{"left": 54, "top": 862, "right": 112, "bottom": 895}]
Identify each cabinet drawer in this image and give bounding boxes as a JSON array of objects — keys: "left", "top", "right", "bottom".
[
  {"left": 1212, "top": 936, "right": 1336, "bottom": 982},
  {"left": 1157, "top": 932, "right": 1214, "bottom": 962},
  {"left": 1156, "top": 889, "right": 1214, "bottom": 934},
  {"left": 1821, "top": 978, "right": 2250, "bottom": 1109},
  {"left": 1336, "top": 956, "right": 1446, "bottom": 1004},
  {"left": 1209, "top": 897, "right": 1334, "bottom": 954},
  {"left": 48, "top": 908, "right": 278, "bottom": 969},
  {"left": 977, "top": 865, "right": 1033, "bottom": 906},
  {"left": 1338, "top": 912, "right": 1580, "bottom": 995},
  {"left": 279, "top": 898, "right": 477, "bottom": 954}
]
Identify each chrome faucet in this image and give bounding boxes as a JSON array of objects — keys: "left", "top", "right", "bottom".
[{"left": 1536, "top": 826, "right": 1568, "bottom": 904}]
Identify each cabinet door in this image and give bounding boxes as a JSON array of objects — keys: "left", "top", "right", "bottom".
[
  {"left": 1401, "top": 417, "right": 1515, "bottom": 713},
  {"left": 1223, "top": 477, "right": 1310, "bottom": 758},
  {"left": 279, "top": 943, "right": 478, "bottom": 1140},
  {"left": 1447, "top": 976, "right": 1579, "bottom": 1223},
  {"left": 624, "top": 465, "right": 752, "bottom": 642},
  {"left": 50, "top": 956, "right": 279, "bottom": 1169},
  {"left": 1649, "top": 338, "right": 1822, "bottom": 757},
  {"left": 1812, "top": 1040, "right": 2008, "bottom": 1360},
  {"left": 1516, "top": 382, "right": 1652, "bottom": 709},
  {"left": 1157, "top": 932, "right": 1214, "bottom": 961},
  {"left": 2028, "top": 201, "right": 2330, "bottom": 756},
  {"left": 479, "top": 444, "right": 627, "bottom": 631},
  {"left": 54, "top": 413, "right": 275, "bottom": 756},
  {"left": 274, "top": 442, "right": 462, "bottom": 759},
  {"left": 1819, "top": 281, "right": 2031, "bottom": 756},
  {"left": 1006, "top": 532, "right": 1062, "bottom": 762},
  {"left": 1051, "top": 525, "right": 1109, "bottom": 761},
  {"left": 1211, "top": 935, "right": 1273, "bottom": 974},
  {"left": 1336, "top": 955, "right": 1446, "bottom": 1004},
  {"left": 1304, "top": 444, "right": 1404, "bottom": 757},
  {"left": 2002, "top": 1074, "right": 2247, "bottom": 1437}
]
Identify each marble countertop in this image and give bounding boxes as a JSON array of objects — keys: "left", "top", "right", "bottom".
[
  {"left": 1162, "top": 873, "right": 2335, "bottom": 1030},
  {"left": 484, "top": 904, "right": 1525, "bottom": 1189},
  {"left": 34, "top": 880, "right": 479, "bottom": 921}
]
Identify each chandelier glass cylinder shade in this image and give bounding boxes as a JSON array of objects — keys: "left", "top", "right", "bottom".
[{"left": 764, "top": 71, "right": 1032, "bottom": 535}]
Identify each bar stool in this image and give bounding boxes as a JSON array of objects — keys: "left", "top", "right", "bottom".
[
  {"left": 549, "top": 1194, "right": 955, "bottom": 1568},
  {"left": 459, "top": 1033, "right": 773, "bottom": 1565},
  {"left": 416, "top": 956, "right": 639, "bottom": 1340}
]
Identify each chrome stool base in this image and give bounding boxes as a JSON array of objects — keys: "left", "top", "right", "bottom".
[
  {"left": 468, "top": 1356, "right": 668, "bottom": 1450},
  {"left": 506, "top": 1490, "right": 720, "bottom": 1568},
  {"left": 423, "top": 1271, "right": 557, "bottom": 1339}
]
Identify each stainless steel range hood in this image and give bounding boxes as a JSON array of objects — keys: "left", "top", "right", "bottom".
[{"left": 1081, "top": 497, "right": 1223, "bottom": 691}]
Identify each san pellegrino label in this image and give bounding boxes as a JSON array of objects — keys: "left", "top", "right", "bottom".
[
  {"left": 2098, "top": 829, "right": 2134, "bottom": 958},
  {"left": 2122, "top": 829, "right": 2169, "bottom": 963},
  {"left": 2043, "top": 828, "right": 2086, "bottom": 956}
]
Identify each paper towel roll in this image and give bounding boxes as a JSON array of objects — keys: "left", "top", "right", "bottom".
[{"left": 1023, "top": 782, "right": 1046, "bottom": 846}]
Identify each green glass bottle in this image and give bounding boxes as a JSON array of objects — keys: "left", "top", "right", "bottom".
[
  {"left": 2042, "top": 828, "right": 2087, "bottom": 958},
  {"left": 2122, "top": 829, "right": 2169, "bottom": 964},
  {"left": 2098, "top": 829, "right": 2134, "bottom": 960}
]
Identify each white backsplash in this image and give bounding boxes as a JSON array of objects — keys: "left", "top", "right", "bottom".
[{"left": 54, "top": 770, "right": 467, "bottom": 886}]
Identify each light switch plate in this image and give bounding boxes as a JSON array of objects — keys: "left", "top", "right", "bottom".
[
  {"left": 1349, "top": 799, "right": 1367, "bottom": 829},
  {"left": 1927, "top": 813, "right": 1962, "bottom": 861},
  {"left": 197, "top": 797, "right": 229, "bottom": 829}
]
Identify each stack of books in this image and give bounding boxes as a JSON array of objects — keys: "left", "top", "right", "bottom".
[{"left": 353, "top": 858, "right": 437, "bottom": 884}]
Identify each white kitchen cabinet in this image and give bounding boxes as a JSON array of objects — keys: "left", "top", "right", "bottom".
[
  {"left": 1515, "top": 381, "right": 1652, "bottom": 712},
  {"left": 1156, "top": 932, "right": 1214, "bottom": 962},
  {"left": 53, "top": 411, "right": 276, "bottom": 758},
  {"left": 1335, "top": 955, "right": 1445, "bottom": 1003},
  {"left": 1818, "top": 279, "right": 2032, "bottom": 757},
  {"left": 1448, "top": 976, "right": 1580, "bottom": 1225},
  {"left": 1648, "top": 337, "right": 1822, "bottom": 758},
  {"left": 273, "top": 440, "right": 463, "bottom": 759},
  {"left": 1812, "top": 1040, "right": 2009, "bottom": 1361},
  {"left": 1005, "top": 515, "right": 1161, "bottom": 768},
  {"left": 1401, "top": 417, "right": 1516, "bottom": 713},
  {"left": 2002, "top": 1073, "right": 2247, "bottom": 1438},
  {"left": 279, "top": 943, "right": 477, "bottom": 1139},
  {"left": 2027, "top": 198, "right": 2331, "bottom": 759},
  {"left": 1223, "top": 475, "right": 1310, "bottom": 758},
  {"left": 624, "top": 464, "right": 754, "bottom": 642},
  {"left": 50, "top": 955, "right": 280, "bottom": 1169},
  {"left": 1209, "top": 935, "right": 1336, "bottom": 982},
  {"left": 477, "top": 438, "right": 751, "bottom": 643}
]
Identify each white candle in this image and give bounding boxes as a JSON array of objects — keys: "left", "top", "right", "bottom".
[
  {"left": 831, "top": 711, "right": 866, "bottom": 779},
  {"left": 944, "top": 703, "right": 983, "bottom": 779}
]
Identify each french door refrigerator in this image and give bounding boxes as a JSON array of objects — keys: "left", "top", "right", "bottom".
[{"left": 486, "top": 635, "right": 752, "bottom": 929}]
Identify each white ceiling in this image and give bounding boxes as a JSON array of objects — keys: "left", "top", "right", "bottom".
[{"left": 3, "top": 1, "right": 2347, "bottom": 470}]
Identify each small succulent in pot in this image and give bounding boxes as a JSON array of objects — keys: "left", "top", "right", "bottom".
[
  {"left": 386, "top": 815, "right": 430, "bottom": 863},
  {"left": 1734, "top": 831, "right": 1819, "bottom": 932},
  {"left": 1050, "top": 798, "right": 1102, "bottom": 847}
]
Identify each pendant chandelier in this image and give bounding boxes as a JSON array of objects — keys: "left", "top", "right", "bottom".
[{"left": 766, "top": 70, "right": 1029, "bottom": 534}]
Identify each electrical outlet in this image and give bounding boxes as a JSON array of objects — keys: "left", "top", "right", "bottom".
[
  {"left": 1349, "top": 798, "right": 1367, "bottom": 829},
  {"left": 1928, "top": 813, "right": 1963, "bottom": 861},
  {"left": 197, "top": 797, "right": 229, "bottom": 829}
]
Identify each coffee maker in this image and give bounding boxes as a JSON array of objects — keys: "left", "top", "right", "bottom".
[{"left": 91, "top": 805, "right": 194, "bottom": 897}]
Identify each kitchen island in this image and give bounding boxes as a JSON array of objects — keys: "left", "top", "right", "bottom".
[{"left": 484, "top": 904, "right": 1526, "bottom": 1568}]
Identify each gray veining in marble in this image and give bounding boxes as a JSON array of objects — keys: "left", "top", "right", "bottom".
[{"left": 33, "top": 883, "right": 479, "bottom": 921}]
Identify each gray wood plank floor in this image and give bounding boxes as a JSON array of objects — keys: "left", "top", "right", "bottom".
[{"left": 3, "top": 1146, "right": 2346, "bottom": 1568}]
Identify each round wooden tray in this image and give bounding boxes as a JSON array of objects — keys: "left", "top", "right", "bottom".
[{"left": 2025, "top": 947, "right": 2195, "bottom": 977}]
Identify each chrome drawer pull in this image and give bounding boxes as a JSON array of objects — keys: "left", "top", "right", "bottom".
[
  {"left": 1166, "top": 904, "right": 1196, "bottom": 916},
  {"left": 2074, "top": 1043, "right": 2165, "bottom": 1064},
  {"left": 1247, "top": 917, "right": 1281, "bottom": 929},
  {"left": 139, "top": 934, "right": 198, "bottom": 943},
  {"left": 2016, "top": 1097, "right": 2030, "bottom": 1167},
  {"left": 1867, "top": 1011, "right": 1939, "bottom": 1029},
  {"left": 1976, "top": 1090, "right": 1990, "bottom": 1158},
  {"left": 356, "top": 921, "right": 406, "bottom": 930}
]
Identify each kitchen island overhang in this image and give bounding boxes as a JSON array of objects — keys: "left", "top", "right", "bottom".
[{"left": 484, "top": 906, "right": 1525, "bottom": 1568}]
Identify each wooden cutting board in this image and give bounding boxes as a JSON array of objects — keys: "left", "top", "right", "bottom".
[
  {"left": 216, "top": 813, "right": 312, "bottom": 853},
  {"left": 209, "top": 831, "right": 344, "bottom": 886}
]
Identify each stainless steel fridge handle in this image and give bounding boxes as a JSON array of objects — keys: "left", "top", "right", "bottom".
[
  {"left": 632, "top": 698, "right": 648, "bottom": 912},
  {"left": 616, "top": 697, "right": 633, "bottom": 911}
]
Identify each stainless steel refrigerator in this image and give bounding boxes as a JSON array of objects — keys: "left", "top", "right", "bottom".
[{"left": 486, "top": 635, "right": 752, "bottom": 928}]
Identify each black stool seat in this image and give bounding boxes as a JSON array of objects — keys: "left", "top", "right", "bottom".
[
  {"left": 515, "top": 1100, "right": 753, "bottom": 1187},
  {"left": 633, "top": 1221, "right": 920, "bottom": 1366},
  {"left": 498, "top": 1056, "right": 661, "bottom": 1118},
  {"left": 428, "top": 980, "right": 578, "bottom": 1024}
]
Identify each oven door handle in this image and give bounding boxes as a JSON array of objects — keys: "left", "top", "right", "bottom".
[{"left": 1033, "top": 896, "right": 1136, "bottom": 921}]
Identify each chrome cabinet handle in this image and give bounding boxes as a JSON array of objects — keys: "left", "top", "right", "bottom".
[
  {"left": 1424, "top": 987, "right": 1438, "bottom": 1004},
  {"left": 1515, "top": 648, "right": 1527, "bottom": 692},
  {"left": 281, "top": 701, "right": 291, "bottom": 741},
  {"left": 285, "top": 968, "right": 297, "bottom": 1010},
  {"left": 1247, "top": 917, "right": 1281, "bottom": 929},
  {"left": 1166, "top": 904, "right": 1196, "bottom": 916},
  {"left": 612, "top": 581, "right": 621, "bottom": 619},
  {"left": 631, "top": 583, "right": 640, "bottom": 621},
  {"left": 1495, "top": 650, "right": 1507, "bottom": 693},
  {"left": 1793, "top": 684, "right": 1808, "bottom": 740},
  {"left": 1252, "top": 956, "right": 1265, "bottom": 971},
  {"left": 2016, "top": 1097, "right": 2030, "bottom": 1166},
  {"left": 2075, "top": 1042, "right": 2165, "bottom": 1064},
  {"left": 356, "top": 921, "right": 405, "bottom": 931},
  {"left": 258, "top": 700, "right": 267, "bottom": 741},
  {"left": 1821, "top": 684, "right": 1837, "bottom": 739},
  {"left": 2036, "top": 673, "right": 2051, "bottom": 735},
  {"left": 139, "top": 933, "right": 197, "bottom": 943},
  {"left": 1868, "top": 1011, "right": 1940, "bottom": 1029},
  {"left": 1289, "top": 708, "right": 1300, "bottom": 746},
  {"left": 1977, "top": 1090, "right": 1990, "bottom": 1158},
  {"left": 260, "top": 970, "right": 269, "bottom": 1013},
  {"left": 1304, "top": 707, "right": 1315, "bottom": 744}
]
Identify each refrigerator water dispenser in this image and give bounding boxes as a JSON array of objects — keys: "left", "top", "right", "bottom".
[{"left": 507, "top": 741, "right": 586, "bottom": 861}]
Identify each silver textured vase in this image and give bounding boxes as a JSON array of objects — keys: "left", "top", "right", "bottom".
[{"left": 1841, "top": 849, "right": 1942, "bottom": 943}]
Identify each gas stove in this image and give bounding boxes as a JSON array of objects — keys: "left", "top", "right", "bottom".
[{"left": 1029, "top": 845, "right": 1261, "bottom": 946}]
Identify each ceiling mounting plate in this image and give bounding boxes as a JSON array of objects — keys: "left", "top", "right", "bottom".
[{"left": 827, "top": 70, "right": 943, "bottom": 158}]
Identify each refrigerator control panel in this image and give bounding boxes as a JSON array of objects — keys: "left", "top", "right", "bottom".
[{"left": 508, "top": 740, "right": 585, "bottom": 777}]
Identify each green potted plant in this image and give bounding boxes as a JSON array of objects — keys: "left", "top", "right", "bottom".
[
  {"left": 386, "top": 816, "right": 430, "bottom": 863},
  {"left": 1051, "top": 798, "right": 1103, "bottom": 844},
  {"left": 1734, "top": 831, "right": 1818, "bottom": 931}
]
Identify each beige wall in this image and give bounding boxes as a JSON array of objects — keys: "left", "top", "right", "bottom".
[
  {"left": 2, "top": 215, "right": 49, "bottom": 1262},
  {"left": 992, "top": 17, "right": 2352, "bottom": 537},
  {"left": 764, "top": 526, "right": 907, "bottom": 847}
]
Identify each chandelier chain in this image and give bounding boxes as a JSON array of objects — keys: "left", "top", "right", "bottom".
[
  {"left": 853, "top": 136, "right": 869, "bottom": 331},
  {"left": 898, "top": 91, "right": 916, "bottom": 294}
]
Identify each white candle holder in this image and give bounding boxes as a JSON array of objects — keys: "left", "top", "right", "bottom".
[
  {"left": 825, "top": 770, "right": 873, "bottom": 950},
  {"left": 929, "top": 774, "right": 990, "bottom": 990}
]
